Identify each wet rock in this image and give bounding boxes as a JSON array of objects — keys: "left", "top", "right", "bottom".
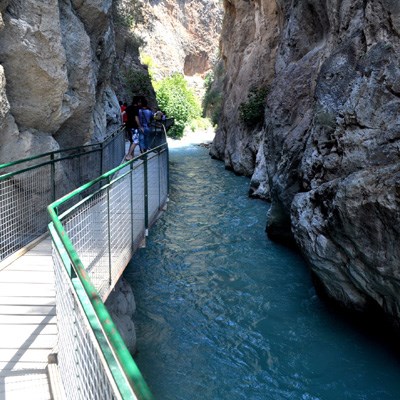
[{"left": 106, "top": 278, "right": 137, "bottom": 354}]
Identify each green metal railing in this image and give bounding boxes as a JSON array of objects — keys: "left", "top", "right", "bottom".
[
  {"left": 0, "top": 128, "right": 125, "bottom": 263},
  {"left": 48, "top": 143, "right": 169, "bottom": 399}
]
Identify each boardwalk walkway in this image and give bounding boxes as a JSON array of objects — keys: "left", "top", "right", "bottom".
[
  {"left": 0, "top": 141, "right": 146, "bottom": 399},
  {"left": 0, "top": 238, "right": 57, "bottom": 400}
]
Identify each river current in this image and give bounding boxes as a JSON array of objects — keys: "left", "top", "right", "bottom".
[{"left": 125, "top": 144, "right": 400, "bottom": 400}]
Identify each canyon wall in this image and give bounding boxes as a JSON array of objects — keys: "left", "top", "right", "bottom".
[
  {"left": 0, "top": 0, "right": 222, "bottom": 354},
  {"left": 135, "top": 0, "right": 223, "bottom": 78},
  {"left": 212, "top": 0, "right": 400, "bottom": 324},
  {"left": 0, "top": 0, "right": 222, "bottom": 163},
  {"left": 131, "top": 0, "right": 223, "bottom": 99},
  {"left": 0, "top": 0, "right": 121, "bottom": 163}
]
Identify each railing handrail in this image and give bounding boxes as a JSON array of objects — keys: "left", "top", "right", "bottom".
[
  {"left": 0, "top": 125, "right": 123, "bottom": 173},
  {"left": 48, "top": 144, "right": 168, "bottom": 400},
  {"left": 48, "top": 221, "right": 153, "bottom": 399},
  {"left": 0, "top": 125, "right": 126, "bottom": 264},
  {"left": 48, "top": 149, "right": 148, "bottom": 215},
  {"left": 0, "top": 148, "right": 103, "bottom": 181}
]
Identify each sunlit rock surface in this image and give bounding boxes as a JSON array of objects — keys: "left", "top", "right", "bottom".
[
  {"left": 0, "top": 0, "right": 120, "bottom": 162},
  {"left": 134, "top": 0, "right": 223, "bottom": 79},
  {"left": 212, "top": 0, "right": 400, "bottom": 323}
]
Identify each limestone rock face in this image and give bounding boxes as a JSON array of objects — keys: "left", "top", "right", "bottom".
[
  {"left": 210, "top": 0, "right": 280, "bottom": 180},
  {"left": 0, "top": 0, "right": 120, "bottom": 162},
  {"left": 117, "top": 0, "right": 223, "bottom": 101},
  {"left": 135, "top": 0, "right": 223, "bottom": 79},
  {"left": 106, "top": 278, "right": 137, "bottom": 354},
  {"left": 213, "top": 0, "right": 400, "bottom": 322}
]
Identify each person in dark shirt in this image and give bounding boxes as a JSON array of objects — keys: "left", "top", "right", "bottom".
[{"left": 125, "top": 96, "right": 143, "bottom": 160}]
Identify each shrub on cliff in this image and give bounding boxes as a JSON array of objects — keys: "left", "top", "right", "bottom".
[
  {"left": 125, "top": 69, "right": 153, "bottom": 100},
  {"left": 202, "top": 61, "right": 224, "bottom": 126},
  {"left": 239, "top": 86, "right": 269, "bottom": 128},
  {"left": 154, "top": 73, "right": 201, "bottom": 138},
  {"left": 113, "top": 0, "right": 145, "bottom": 29}
]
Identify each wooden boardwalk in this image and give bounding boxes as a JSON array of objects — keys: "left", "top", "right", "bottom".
[
  {"left": 0, "top": 142, "right": 141, "bottom": 399},
  {"left": 0, "top": 238, "right": 58, "bottom": 400}
]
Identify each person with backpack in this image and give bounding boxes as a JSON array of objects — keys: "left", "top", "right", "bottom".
[
  {"left": 138, "top": 97, "right": 153, "bottom": 153},
  {"left": 125, "top": 96, "right": 142, "bottom": 160}
]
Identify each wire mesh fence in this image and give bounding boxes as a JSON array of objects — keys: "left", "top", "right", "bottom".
[
  {"left": 53, "top": 245, "right": 123, "bottom": 400},
  {"left": 49, "top": 142, "right": 168, "bottom": 399},
  {"left": 0, "top": 164, "right": 53, "bottom": 258},
  {"left": 0, "top": 128, "right": 125, "bottom": 263},
  {"left": 57, "top": 147, "right": 168, "bottom": 300}
]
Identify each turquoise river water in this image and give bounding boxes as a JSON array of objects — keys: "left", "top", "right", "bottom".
[{"left": 124, "top": 144, "right": 400, "bottom": 400}]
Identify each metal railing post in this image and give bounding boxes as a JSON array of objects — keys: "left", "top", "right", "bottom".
[
  {"left": 106, "top": 178, "right": 112, "bottom": 286},
  {"left": 158, "top": 151, "right": 161, "bottom": 210},
  {"left": 144, "top": 155, "right": 149, "bottom": 233},
  {"left": 165, "top": 129, "right": 170, "bottom": 195},
  {"left": 130, "top": 162, "right": 134, "bottom": 253},
  {"left": 51, "top": 153, "right": 56, "bottom": 202},
  {"left": 100, "top": 142, "right": 104, "bottom": 175}
]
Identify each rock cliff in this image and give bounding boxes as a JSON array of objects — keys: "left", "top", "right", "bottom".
[
  {"left": 0, "top": 0, "right": 222, "bottom": 162},
  {"left": 0, "top": 0, "right": 121, "bottom": 163},
  {"left": 211, "top": 0, "right": 400, "bottom": 325},
  {"left": 135, "top": 0, "right": 222, "bottom": 77},
  {"left": 0, "top": 0, "right": 223, "bottom": 357},
  {"left": 2, "top": 0, "right": 399, "bottom": 333},
  {"left": 132, "top": 0, "right": 223, "bottom": 97}
]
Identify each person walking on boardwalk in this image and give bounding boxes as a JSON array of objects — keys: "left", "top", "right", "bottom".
[
  {"left": 138, "top": 97, "right": 153, "bottom": 153},
  {"left": 125, "top": 96, "right": 142, "bottom": 160},
  {"left": 119, "top": 101, "right": 127, "bottom": 126}
]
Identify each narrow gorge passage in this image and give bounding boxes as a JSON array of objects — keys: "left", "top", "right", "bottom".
[{"left": 125, "top": 144, "right": 400, "bottom": 400}]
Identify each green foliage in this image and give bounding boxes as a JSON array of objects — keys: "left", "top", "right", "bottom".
[
  {"left": 239, "top": 86, "right": 269, "bottom": 128},
  {"left": 125, "top": 69, "right": 153, "bottom": 99},
  {"left": 203, "top": 88, "right": 222, "bottom": 126},
  {"left": 188, "top": 117, "right": 212, "bottom": 132},
  {"left": 204, "top": 71, "right": 214, "bottom": 92},
  {"left": 140, "top": 53, "right": 157, "bottom": 80},
  {"left": 114, "top": 0, "right": 145, "bottom": 29},
  {"left": 202, "top": 61, "right": 224, "bottom": 126},
  {"left": 154, "top": 73, "right": 202, "bottom": 139}
]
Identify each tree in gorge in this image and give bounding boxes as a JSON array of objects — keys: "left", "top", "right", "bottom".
[{"left": 154, "top": 73, "right": 201, "bottom": 139}]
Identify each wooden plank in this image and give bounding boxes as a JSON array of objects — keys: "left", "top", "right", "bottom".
[
  {"left": 0, "top": 315, "right": 57, "bottom": 325},
  {"left": 0, "top": 324, "right": 58, "bottom": 335},
  {"left": 0, "top": 270, "right": 55, "bottom": 284},
  {"left": 0, "top": 348, "right": 52, "bottom": 363},
  {"left": 8, "top": 256, "right": 52, "bottom": 266},
  {"left": 0, "top": 304, "right": 56, "bottom": 316},
  {"left": 0, "top": 362, "right": 48, "bottom": 374},
  {"left": 1, "top": 322, "right": 57, "bottom": 337},
  {"left": 0, "top": 296, "right": 55, "bottom": 306},
  {"left": 5, "top": 260, "right": 54, "bottom": 272},
  {"left": 0, "top": 333, "right": 57, "bottom": 350},
  {"left": 23, "top": 244, "right": 52, "bottom": 255},
  {"left": 0, "top": 283, "right": 55, "bottom": 297}
]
